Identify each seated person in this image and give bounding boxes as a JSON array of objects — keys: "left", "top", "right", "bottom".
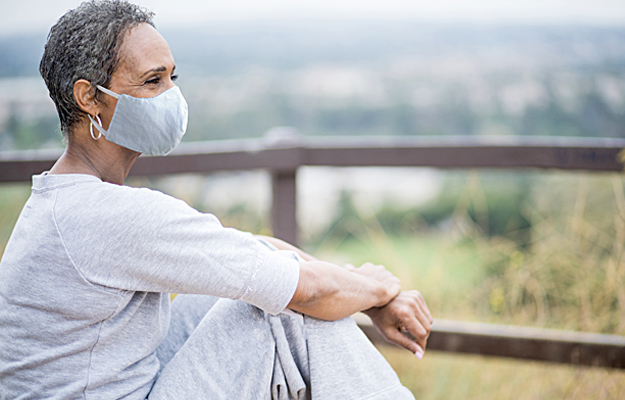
[{"left": 0, "top": 1, "right": 432, "bottom": 398}]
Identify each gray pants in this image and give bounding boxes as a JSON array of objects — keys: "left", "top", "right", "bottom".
[{"left": 148, "top": 294, "right": 415, "bottom": 399}]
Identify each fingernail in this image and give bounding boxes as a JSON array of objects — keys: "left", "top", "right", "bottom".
[{"left": 415, "top": 345, "right": 424, "bottom": 359}]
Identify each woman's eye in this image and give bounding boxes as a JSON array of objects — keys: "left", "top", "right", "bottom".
[
  {"left": 171, "top": 74, "right": 179, "bottom": 82},
  {"left": 145, "top": 77, "right": 160, "bottom": 85}
]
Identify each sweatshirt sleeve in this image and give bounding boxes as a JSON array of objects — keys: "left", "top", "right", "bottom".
[{"left": 54, "top": 182, "right": 299, "bottom": 315}]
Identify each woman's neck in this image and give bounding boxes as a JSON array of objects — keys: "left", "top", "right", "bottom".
[{"left": 49, "top": 135, "right": 140, "bottom": 185}]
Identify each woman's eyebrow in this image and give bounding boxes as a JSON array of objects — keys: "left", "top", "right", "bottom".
[{"left": 139, "top": 65, "right": 172, "bottom": 78}]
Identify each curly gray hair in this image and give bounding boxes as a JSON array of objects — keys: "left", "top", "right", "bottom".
[{"left": 39, "top": 0, "right": 154, "bottom": 137}]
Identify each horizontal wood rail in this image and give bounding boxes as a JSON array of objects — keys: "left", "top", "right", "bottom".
[
  {"left": 2, "top": 134, "right": 625, "bottom": 369},
  {"left": 354, "top": 315, "right": 625, "bottom": 369},
  {"left": 2, "top": 135, "right": 625, "bottom": 183}
]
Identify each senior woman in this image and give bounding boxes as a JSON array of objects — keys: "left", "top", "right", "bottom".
[{"left": 0, "top": 1, "right": 432, "bottom": 399}]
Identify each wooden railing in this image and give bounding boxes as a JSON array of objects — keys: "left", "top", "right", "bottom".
[{"left": 2, "top": 133, "right": 625, "bottom": 369}]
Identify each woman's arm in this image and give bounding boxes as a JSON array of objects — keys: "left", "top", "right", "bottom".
[
  {"left": 257, "top": 235, "right": 433, "bottom": 357},
  {"left": 288, "top": 260, "right": 401, "bottom": 321},
  {"left": 256, "top": 235, "right": 401, "bottom": 320}
]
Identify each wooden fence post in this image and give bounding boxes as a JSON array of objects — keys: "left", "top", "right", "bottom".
[
  {"left": 265, "top": 127, "right": 302, "bottom": 246},
  {"left": 271, "top": 169, "right": 298, "bottom": 246}
]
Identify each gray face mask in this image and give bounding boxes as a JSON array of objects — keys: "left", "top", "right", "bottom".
[{"left": 88, "top": 85, "right": 188, "bottom": 156}]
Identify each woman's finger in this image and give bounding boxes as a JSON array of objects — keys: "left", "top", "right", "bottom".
[
  {"left": 412, "top": 291, "right": 434, "bottom": 324},
  {"left": 412, "top": 303, "right": 432, "bottom": 338},
  {"left": 383, "top": 326, "right": 425, "bottom": 359},
  {"left": 400, "top": 308, "right": 431, "bottom": 350},
  {"left": 401, "top": 291, "right": 433, "bottom": 328}
]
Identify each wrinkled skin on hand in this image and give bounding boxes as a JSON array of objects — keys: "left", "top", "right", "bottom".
[
  {"left": 344, "top": 262, "right": 402, "bottom": 307},
  {"left": 364, "top": 290, "right": 433, "bottom": 358}
]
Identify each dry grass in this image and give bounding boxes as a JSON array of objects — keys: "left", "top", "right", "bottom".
[
  {"left": 381, "top": 347, "right": 625, "bottom": 400},
  {"left": 308, "top": 170, "right": 625, "bottom": 398}
]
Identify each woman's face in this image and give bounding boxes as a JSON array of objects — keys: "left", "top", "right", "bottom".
[{"left": 98, "top": 23, "right": 177, "bottom": 124}]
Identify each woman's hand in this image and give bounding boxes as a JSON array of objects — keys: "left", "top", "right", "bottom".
[
  {"left": 344, "top": 263, "right": 402, "bottom": 307},
  {"left": 364, "top": 290, "right": 433, "bottom": 359}
]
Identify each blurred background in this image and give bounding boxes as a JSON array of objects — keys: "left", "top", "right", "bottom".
[{"left": 1, "top": 0, "right": 625, "bottom": 398}]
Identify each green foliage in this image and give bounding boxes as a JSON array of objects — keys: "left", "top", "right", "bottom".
[
  {"left": 1, "top": 105, "right": 62, "bottom": 150},
  {"left": 368, "top": 172, "right": 625, "bottom": 398},
  {"left": 313, "top": 171, "right": 533, "bottom": 251},
  {"left": 310, "top": 171, "right": 625, "bottom": 336},
  {"left": 0, "top": 184, "right": 31, "bottom": 254},
  {"left": 218, "top": 202, "right": 269, "bottom": 235}
]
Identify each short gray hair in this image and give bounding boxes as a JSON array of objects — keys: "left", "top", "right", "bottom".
[{"left": 39, "top": 0, "right": 155, "bottom": 137}]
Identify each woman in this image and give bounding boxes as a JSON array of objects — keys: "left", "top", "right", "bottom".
[{"left": 0, "top": 1, "right": 432, "bottom": 399}]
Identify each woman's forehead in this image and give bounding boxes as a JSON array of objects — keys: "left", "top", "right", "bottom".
[{"left": 117, "top": 23, "right": 174, "bottom": 77}]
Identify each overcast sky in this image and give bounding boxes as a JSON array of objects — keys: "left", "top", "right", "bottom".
[{"left": 2, "top": 0, "right": 625, "bottom": 36}]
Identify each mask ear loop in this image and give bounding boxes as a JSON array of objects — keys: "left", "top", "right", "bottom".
[{"left": 90, "top": 115, "right": 103, "bottom": 140}]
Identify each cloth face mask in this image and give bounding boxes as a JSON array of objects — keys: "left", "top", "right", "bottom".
[{"left": 88, "top": 85, "right": 188, "bottom": 156}]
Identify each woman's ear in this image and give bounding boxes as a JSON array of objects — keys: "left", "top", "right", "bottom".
[{"left": 73, "top": 79, "right": 100, "bottom": 116}]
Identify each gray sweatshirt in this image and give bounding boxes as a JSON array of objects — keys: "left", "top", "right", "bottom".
[{"left": 0, "top": 173, "right": 299, "bottom": 399}]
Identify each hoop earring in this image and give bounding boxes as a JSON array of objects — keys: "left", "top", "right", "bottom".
[{"left": 90, "top": 115, "right": 102, "bottom": 140}]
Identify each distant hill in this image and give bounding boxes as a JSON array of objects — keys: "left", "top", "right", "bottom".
[
  {"left": 1, "top": 21, "right": 624, "bottom": 149},
  {"left": 0, "top": 33, "right": 47, "bottom": 77},
  {"left": 1, "top": 21, "right": 624, "bottom": 78},
  {"left": 164, "top": 21, "right": 625, "bottom": 75}
]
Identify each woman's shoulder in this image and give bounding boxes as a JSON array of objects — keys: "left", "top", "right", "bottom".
[{"left": 47, "top": 174, "right": 196, "bottom": 220}]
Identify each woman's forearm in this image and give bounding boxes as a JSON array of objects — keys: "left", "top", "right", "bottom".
[
  {"left": 255, "top": 235, "right": 432, "bottom": 355},
  {"left": 287, "top": 260, "right": 401, "bottom": 321},
  {"left": 255, "top": 235, "right": 401, "bottom": 320}
]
